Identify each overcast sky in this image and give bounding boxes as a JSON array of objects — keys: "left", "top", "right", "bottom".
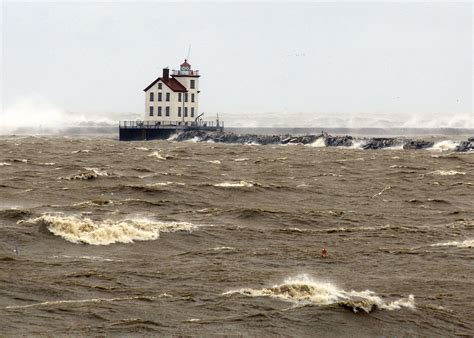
[{"left": 1, "top": 1, "right": 472, "bottom": 127}]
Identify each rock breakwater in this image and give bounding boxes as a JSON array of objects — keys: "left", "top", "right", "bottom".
[{"left": 174, "top": 130, "right": 474, "bottom": 152}]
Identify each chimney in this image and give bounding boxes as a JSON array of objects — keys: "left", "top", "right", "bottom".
[{"left": 163, "top": 68, "right": 169, "bottom": 79}]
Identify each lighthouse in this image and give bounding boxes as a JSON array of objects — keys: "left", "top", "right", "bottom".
[
  {"left": 143, "top": 59, "right": 200, "bottom": 125},
  {"left": 119, "top": 58, "right": 222, "bottom": 141}
]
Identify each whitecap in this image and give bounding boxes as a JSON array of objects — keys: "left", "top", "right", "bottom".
[
  {"left": 430, "top": 239, "right": 473, "bottom": 248},
  {"left": 146, "top": 182, "right": 185, "bottom": 187},
  {"left": 27, "top": 215, "right": 196, "bottom": 245},
  {"left": 0, "top": 162, "right": 11, "bottom": 166},
  {"left": 208, "top": 160, "right": 221, "bottom": 164},
  {"left": 134, "top": 146, "right": 149, "bottom": 151},
  {"left": 212, "top": 246, "right": 236, "bottom": 251},
  {"left": 148, "top": 151, "right": 169, "bottom": 160},
  {"left": 52, "top": 255, "right": 122, "bottom": 262},
  {"left": 234, "top": 158, "right": 249, "bottom": 162},
  {"left": 426, "top": 170, "right": 466, "bottom": 176},
  {"left": 214, "top": 181, "right": 254, "bottom": 188},
  {"left": 60, "top": 167, "right": 111, "bottom": 180},
  {"left": 223, "top": 274, "right": 415, "bottom": 313}
]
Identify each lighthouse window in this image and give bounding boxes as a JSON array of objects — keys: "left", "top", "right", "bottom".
[
  {"left": 165, "top": 106, "right": 170, "bottom": 116},
  {"left": 191, "top": 93, "right": 195, "bottom": 102},
  {"left": 149, "top": 92, "right": 154, "bottom": 101},
  {"left": 157, "top": 106, "right": 162, "bottom": 116},
  {"left": 190, "top": 80, "right": 195, "bottom": 89},
  {"left": 149, "top": 106, "right": 154, "bottom": 116},
  {"left": 178, "top": 107, "right": 182, "bottom": 117},
  {"left": 166, "top": 93, "right": 170, "bottom": 102},
  {"left": 158, "top": 92, "right": 162, "bottom": 101},
  {"left": 158, "top": 83, "right": 162, "bottom": 90},
  {"left": 191, "top": 107, "right": 194, "bottom": 117},
  {"left": 178, "top": 93, "right": 182, "bottom": 102},
  {"left": 184, "top": 107, "right": 188, "bottom": 117}
]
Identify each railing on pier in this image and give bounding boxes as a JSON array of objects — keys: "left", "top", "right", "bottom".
[{"left": 119, "top": 120, "right": 224, "bottom": 130}]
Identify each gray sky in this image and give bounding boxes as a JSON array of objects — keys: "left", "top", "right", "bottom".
[{"left": 1, "top": 1, "right": 473, "bottom": 128}]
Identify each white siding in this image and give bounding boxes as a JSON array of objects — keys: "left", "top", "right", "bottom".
[{"left": 144, "top": 77, "right": 200, "bottom": 123}]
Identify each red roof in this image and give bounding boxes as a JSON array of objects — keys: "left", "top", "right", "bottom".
[
  {"left": 180, "top": 59, "right": 191, "bottom": 68},
  {"left": 143, "top": 77, "right": 187, "bottom": 92}
]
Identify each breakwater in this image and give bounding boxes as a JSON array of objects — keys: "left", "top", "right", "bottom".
[{"left": 175, "top": 130, "right": 474, "bottom": 152}]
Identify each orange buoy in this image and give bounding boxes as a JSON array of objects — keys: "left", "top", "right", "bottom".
[{"left": 321, "top": 248, "right": 328, "bottom": 258}]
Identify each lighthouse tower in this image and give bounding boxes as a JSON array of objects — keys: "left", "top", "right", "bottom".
[
  {"left": 143, "top": 59, "right": 200, "bottom": 125},
  {"left": 172, "top": 59, "right": 200, "bottom": 123}
]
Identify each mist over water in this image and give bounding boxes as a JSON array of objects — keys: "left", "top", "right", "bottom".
[
  {"left": 2, "top": 96, "right": 473, "bottom": 136},
  {"left": 0, "top": 95, "right": 139, "bottom": 134}
]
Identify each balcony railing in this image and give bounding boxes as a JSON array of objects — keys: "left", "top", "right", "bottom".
[
  {"left": 119, "top": 120, "right": 223, "bottom": 129},
  {"left": 171, "top": 69, "right": 199, "bottom": 76}
]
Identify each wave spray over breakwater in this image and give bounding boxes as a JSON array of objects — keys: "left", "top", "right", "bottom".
[{"left": 1, "top": 135, "right": 473, "bottom": 335}]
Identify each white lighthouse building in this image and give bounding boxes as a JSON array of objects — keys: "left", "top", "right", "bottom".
[{"left": 143, "top": 60, "right": 200, "bottom": 125}]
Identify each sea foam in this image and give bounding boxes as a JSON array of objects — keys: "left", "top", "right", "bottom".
[
  {"left": 28, "top": 215, "right": 196, "bottom": 245},
  {"left": 223, "top": 274, "right": 415, "bottom": 313}
]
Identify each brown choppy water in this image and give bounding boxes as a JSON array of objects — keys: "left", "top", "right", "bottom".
[{"left": 0, "top": 135, "right": 473, "bottom": 335}]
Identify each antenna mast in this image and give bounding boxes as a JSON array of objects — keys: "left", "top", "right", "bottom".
[{"left": 187, "top": 44, "right": 192, "bottom": 61}]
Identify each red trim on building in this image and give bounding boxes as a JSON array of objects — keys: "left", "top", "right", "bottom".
[
  {"left": 143, "top": 77, "right": 187, "bottom": 92},
  {"left": 180, "top": 59, "right": 191, "bottom": 68}
]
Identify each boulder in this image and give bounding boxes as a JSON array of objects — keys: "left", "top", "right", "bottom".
[
  {"left": 456, "top": 139, "right": 474, "bottom": 152},
  {"left": 403, "top": 140, "right": 434, "bottom": 150},
  {"left": 325, "top": 135, "right": 353, "bottom": 147},
  {"left": 362, "top": 138, "right": 400, "bottom": 150}
]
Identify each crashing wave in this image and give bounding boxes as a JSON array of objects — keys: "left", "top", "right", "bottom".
[
  {"left": 60, "top": 167, "right": 110, "bottom": 180},
  {"left": 308, "top": 138, "right": 326, "bottom": 148},
  {"left": 223, "top": 274, "right": 415, "bottom": 313},
  {"left": 348, "top": 140, "right": 366, "bottom": 149},
  {"left": 430, "top": 239, "right": 473, "bottom": 248},
  {"left": 27, "top": 214, "right": 196, "bottom": 245},
  {"left": 429, "top": 140, "right": 459, "bottom": 152}
]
